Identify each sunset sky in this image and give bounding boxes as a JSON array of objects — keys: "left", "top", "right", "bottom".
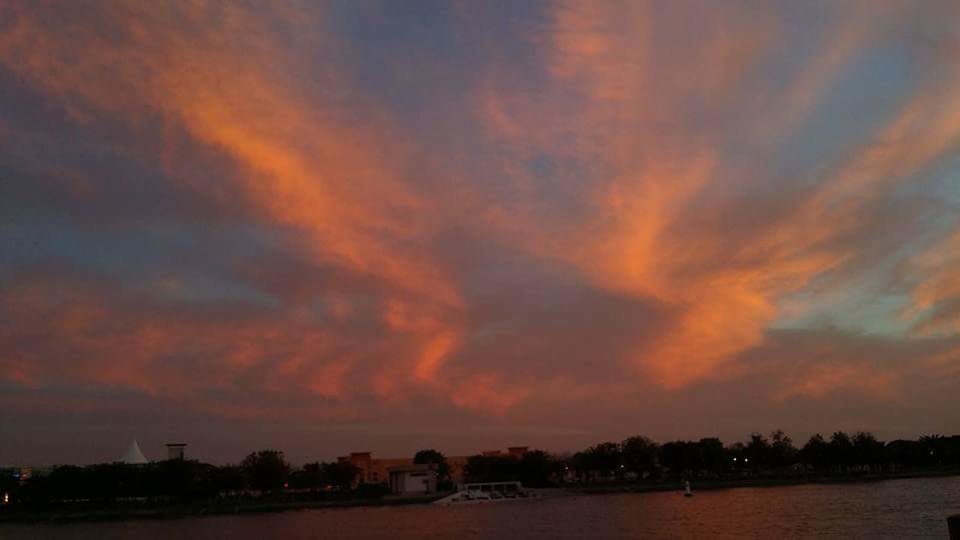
[{"left": 2, "top": 1, "right": 960, "bottom": 465}]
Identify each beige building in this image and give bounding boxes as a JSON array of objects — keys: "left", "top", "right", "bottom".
[
  {"left": 337, "top": 447, "right": 528, "bottom": 488},
  {"left": 387, "top": 464, "right": 437, "bottom": 495}
]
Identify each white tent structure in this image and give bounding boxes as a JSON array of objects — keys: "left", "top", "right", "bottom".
[{"left": 120, "top": 439, "right": 149, "bottom": 464}]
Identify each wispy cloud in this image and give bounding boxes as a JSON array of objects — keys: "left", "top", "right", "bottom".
[{"left": 1, "top": 0, "right": 959, "bottom": 462}]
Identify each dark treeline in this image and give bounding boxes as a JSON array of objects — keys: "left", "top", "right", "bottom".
[
  {"left": 0, "top": 450, "right": 367, "bottom": 510},
  {"left": 463, "top": 450, "right": 557, "bottom": 487},
  {"left": 557, "top": 431, "right": 960, "bottom": 483},
  {"left": 463, "top": 432, "right": 960, "bottom": 485},
  {"left": 2, "top": 432, "right": 960, "bottom": 511}
]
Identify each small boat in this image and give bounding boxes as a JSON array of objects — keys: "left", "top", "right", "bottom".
[
  {"left": 683, "top": 480, "right": 693, "bottom": 497},
  {"left": 434, "top": 481, "right": 541, "bottom": 505}
]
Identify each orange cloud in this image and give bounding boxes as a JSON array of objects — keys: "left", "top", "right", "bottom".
[
  {"left": 450, "top": 373, "right": 530, "bottom": 416},
  {"left": 907, "top": 231, "right": 960, "bottom": 335},
  {"left": 0, "top": 2, "right": 476, "bottom": 409},
  {"left": 2, "top": 0, "right": 960, "bottom": 443},
  {"left": 776, "top": 363, "right": 897, "bottom": 401},
  {"left": 470, "top": 0, "right": 960, "bottom": 390}
]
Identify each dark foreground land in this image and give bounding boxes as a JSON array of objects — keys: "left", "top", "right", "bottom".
[
  {"left": 4, "top": 468, "right": 960, "bottom": 524},
  {"left": 0, "top": 492, "right": 448, "bottom": 524}
]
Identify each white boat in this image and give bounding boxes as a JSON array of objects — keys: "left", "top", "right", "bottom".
[{"left": 434, "top": 481, "right": 539, "bottom": 505}]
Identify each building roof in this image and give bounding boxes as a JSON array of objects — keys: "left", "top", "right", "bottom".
[
  {"left": 120, "top": 439, "right": 148, "bottom": 464},
  {"left": 387, "top": 463, "right": 436, "bottom": 474}
]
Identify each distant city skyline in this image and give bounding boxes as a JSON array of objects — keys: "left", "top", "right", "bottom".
[{"left": 2, "top": 1, "right": 959, "bottom": 465}]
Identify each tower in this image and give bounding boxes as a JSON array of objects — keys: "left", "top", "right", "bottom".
[{"left": 166, "top": 443, "right": 186, "bottom": 460}]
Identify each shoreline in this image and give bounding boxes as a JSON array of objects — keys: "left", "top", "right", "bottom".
[
  {"left": 0, "top": 493, "right": 450, "bottom": 525},
  {"left": 570, "top": 467, "right": 960, "bottom": 496},
  {"left": 3, "top": 468, "right": 959, "bottom": 525}
]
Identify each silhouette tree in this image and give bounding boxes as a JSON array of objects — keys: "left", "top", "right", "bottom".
[
  {"left": 321, "top": 461, "right": 359, "bottom": 491},
  {"left": 622, "top": 436, "right": 659, "bottom": 478},
  {"left": 573, "top": 442, "right": 623, "bottom": 482},
  {"left": 240, "top": 450, "right": 290, "bottom": 493},
  {"left": 212, "top": 464, "right": 245, "bottom": 495},
  {"left": 745, "top": 433, "right": 771, "bottom": 470},
  {"left": 518, "top": 450, "right": 553, "bottom": 487},
  {"left": 828, "top": 432, "right": 855, "bottom": 473},
  {"left": 464, "top": 454, "right": 519, "bottom": 483},
  {"left": 800, "top": 434, "right": 830, "bottom": 472},
  {"left": 698, "top": 437, "right": 728, "bottom": 475},
  {"left": 659, "top": 441, "right": 699, "bottom": 477},
  {"left": 45, "top": 465, "right": 87, "bottom": 502},
  {"left": 918, "top": 434, "right": 954, "bottom": 466},
  {"left": 852, "top": 432, "right": 884, "bottom": 471},
  {"left": 413, "top": 449, "right": 450, "bottom": 487},
  {"left": 153, "top": 459, "right": 216, "bottom": 502},
  {"left": 289, "top": 462, "right": 325, "bottom": 491},
  {"left": 769, "top": 430, "right": 798, "bottom": 470}
]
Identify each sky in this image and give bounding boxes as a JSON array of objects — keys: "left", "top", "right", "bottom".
[{"left": 1, "top": 0, "right": 960, "bottom": 466}]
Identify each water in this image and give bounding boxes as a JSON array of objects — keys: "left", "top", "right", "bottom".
[{"left": 3, "top": 476, "right": 959, "bottom": 538}]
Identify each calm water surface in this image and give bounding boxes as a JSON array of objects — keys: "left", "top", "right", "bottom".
[{"left": 4, "top": 476, "right": 959, "bottom": 538}]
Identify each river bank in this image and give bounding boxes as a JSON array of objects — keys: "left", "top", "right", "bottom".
[
  {"left": 571, "top": 466, "right": 960, "bottom": 495},
  {"left": 4, "top": 467, "right": 960, "bottom": 524},
  {"left": 4, "top": 476, "right": 959, "bottom": 538},
  {"left": 0, "top": 492, "right": 449, "bottom": 524}
]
